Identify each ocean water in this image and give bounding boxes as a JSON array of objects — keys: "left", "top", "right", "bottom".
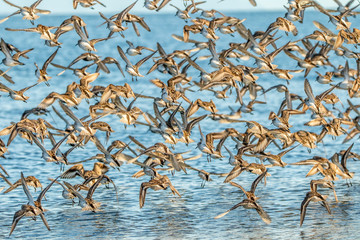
[{"left": 0, "top": 9, "right": 359, "bottom": 240}]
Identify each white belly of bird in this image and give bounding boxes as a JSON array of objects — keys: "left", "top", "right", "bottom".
[
  {"left": 127, "top": 66, "right": 141, "bottom": 77},
  {"left": 176, "top": 12, "right": 189, "bottom": 20},
  {"left": 144, "top": 2, "right": 157, "bottom": 10},
  {"left": 201, "top": 11, "right": 215, "bottom": 18},
  {"left": 316, "top": 76, "right": 332, "bottom": 84},
  {"left": 3, "top": 57, "right": 20, "bottom": 67},
  {"left": 127, "top": 48, "right": 139, "bottom": 56},
  {"left": 109, "top": 22, "right": 121, "bottom": 32},
  {"left": 78, "top": 40, "right": 95, "bottom": 51},
  {"left": 210, "top": 59, "right": 222, "bottom": 69}
]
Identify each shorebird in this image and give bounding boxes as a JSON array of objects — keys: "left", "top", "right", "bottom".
[
  {"left": 117, "top": 45, "right": 156, "bottom": 78},
  {"left": 170, "top": 1, "right": 205, "bottom": 21},
  {"left": 178, "top": 114, "right": 207, "bottom": 144},
  {"left": 315, "top": 71, "right": 334, "bottom": 84},
  {"left": 144, "top": 0, "right": 159, "bottom": 10},
  {"left": 125, "top": 40, "right": 155, "bottom": 56},
  {"left": 44, "top": 24, "right": 74, "bottom": 47},
  {"left": 3, "top": 175, "right": 42, "bottom": 194},
  {"left": 257, "top": 145, "right": 298, "bottom": 167},
  {"left": 331, "top": 143, "right": 355, "bottom": 182},
  {"left": 5, "top": 24, "right": 59, "bottom": 41},
  {"left": 28, "top": 130, "right": 75, "bottom": 164},
  {"left": 139, "top": 174, "right": 181, "bottom": 208},
  {"left": 73, "top": 22, "right": 109, "bottom": 52},
  {"left": 57, "top": 101, "right": 103, "bottom": 142},
  {"left": 37, "top": 82, "right": 81, "bottom": 109},
  {"left": 59, "top": 15, "right": 88, "bottom": 38},
  {"left": 197, "top": 124, "right": 224, "bottom": 159},
  {"left": 0, "top": 82, "right": 38, "bottom": 102},
  {"left": 144, "top": 0, "right": 172, "bottom": 11},
  {"left": 300, "top": 183, "right": 331, "bottom": 227},
  {"left": 215, "top": 171, "right": 271, "bottom": 224},
  {"left": 49, "top": 178, "right": 77, "bottom": 203},
  {"left": 0, "top": 38, "right": 33, "bottom": 67},
  {"left": 313, "top": 1, "right": 353, "bottom": 30},
  {"left": 34, "top": 47, "right": 59, "bottom": 85},
  {"left": 122, "top": 12, "right": 152, "bottom": 36},
  {"left": 310, "top": 179, "right": 338, "bottom": 202},
  {"left": 262, "top": 17, "right": 298, "bottom": 39},
  {"left": 99, "top": 1, "right": 138, "bottom": 38},
  {"left": 0, "top": 0, "right": 51, "bottom": 25},
  {"left": 73, "top": 0, "right": 106, "bottom": 9},
  {"left": 9, "top": 173, "right": 58, "bottom": 236},
  {"left": 303, "top": 78, "right": 337, "bottom": 117},
  {"left": 63, "top": 175, "right": 105, "bottom": 212},
  {"left": 61, "top": 162, "right": 109, "bottom": 181}
]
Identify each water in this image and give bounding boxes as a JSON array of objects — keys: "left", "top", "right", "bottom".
[{"left": 0, "top": 9, "right": 359, "bottom": 240}]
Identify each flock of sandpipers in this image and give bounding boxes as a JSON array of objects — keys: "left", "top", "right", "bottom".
[{"left": 0, "top": 0, "right": 359, "bottom": 236}]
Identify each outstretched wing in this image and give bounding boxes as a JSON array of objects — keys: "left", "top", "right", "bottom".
[
  {"left": 9, "top": 209, "right": 26, "bottom": 236},
  {"left": 214, "top": 201, "right": 244, "bottom": 219},
  {"left": 36, "top": 176, "right": 59, "bottom": 205},
  {"left": 86, "top": 175, "right": 104, "bottom": 199},
  {"left": 224, "top": 165, "right": 245, "bottom": 183},
  {"left": 39, "top": 213, "right": 50, "bottom": 231},
  {"left": 300, "top": 193, "right": 312, "bottom": 226},
  {"left": 21, "top": 172, "right": 35, "bottom": 205},
  {"left": 254, "top": 202, "right": 271, "bottom": 224}
]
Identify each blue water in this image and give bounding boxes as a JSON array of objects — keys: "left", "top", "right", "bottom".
[{"left": 0, "top": 7, "right": 359, "bottom": 240}]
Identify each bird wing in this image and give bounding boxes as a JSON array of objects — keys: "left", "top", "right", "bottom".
[
  {"left": 0, "top": 82, "right": 15, "bottom": 94},
  {"left": 73, "top": 21, "right": 88, "bottom": 41},
  {"left": 254, "top": 202, "right": 271, "bottom": 224},
  {"left": 214, "top": 201, "right": 244, "bottom": 219},
  {"left": 135, "top": 51, "right": 157, "bottom": 68},
  {"left": 250, "top": 169, "right": 267, "bottom": 193},
  {"left": 86, "top": 175, "right": 104, "bottom": 199},
  {"left": 300, "top": 193, "right": 313, "bottom": 226},
  {"left": 60, "top": 164, "right": 84, "bottom": 179},
  {"left": 27, "top": 131, "right": 49, "bottom": 156},
  {"left": 19, "top": 83, "right": 38, "bottom": 93},
  {"left": 166, "top": 176, "right": 181, "bottom": 197},
  {"left": 52, "top": 130, "right": 74, "bottom": 153},
  {"left": 304, "top": 79, "right": 316, "bottom": 105},
  {"left": 9, "top": 209, "right": 26, "bottom": 236},
  {"left": 139, "top": 182, "right": 149, "bottom": 208},
  {"left": 58, "top": 101, "right": 84, "bottom": 128},
  {"left": 30, "top": 0, "right": 43, "bottom": 9},
  {"left": 42, "top": 47, "right": 59, "bottom": 70},
  {"left": 63, "top": 181, "right": 87, "bottom": 205},
  {"left": 224, "top": 165, "right": 245, "bottom": 183},
  {"left": 115, "top": 0, "right": 138, "bottom": 22},
  {"left": 0, "top": 10, "right": 21, "bottom": 24},
  {"left": 0, "top": 172, "right": 13, "bottom": 186},
  {"left": 3, "top": 0, "right": 23, "bottom": 9},
  {"left": 21, "top": 172, "right": 35, "bottom": 205},
  {"left": 37, "top": 176, "right": 59, "bottom": 204},
  {"left": 0, "top": 38, "right": 12, "bottom": 59},
  {"left": 117, "top": 45, "right": 134, "bottom": 67},
  {"left": 39, "top": 213, "right": 50, "bottom": 230},
  {"left": 341, "top": 143, "right": 354, "bottom": 172}
]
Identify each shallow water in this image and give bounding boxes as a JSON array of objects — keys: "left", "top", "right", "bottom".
[{"left": 0, "top": 9, "right": 359, "bottom": 240}]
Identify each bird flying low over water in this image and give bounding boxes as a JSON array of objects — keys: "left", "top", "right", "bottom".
[
  {"left": 9, "top": 173, "right": 58, "bottom": 236},
  {"left": 215, "top": 171, "right": 271, "bottom": 224}
]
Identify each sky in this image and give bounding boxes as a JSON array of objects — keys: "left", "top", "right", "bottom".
[{"left": 0, "top": 0, "right": 340, "bottom": 15}]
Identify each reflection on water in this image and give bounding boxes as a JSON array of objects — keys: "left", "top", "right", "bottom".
[{"left": 0, "top": 9, "right": 359, "bottom": 240}]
